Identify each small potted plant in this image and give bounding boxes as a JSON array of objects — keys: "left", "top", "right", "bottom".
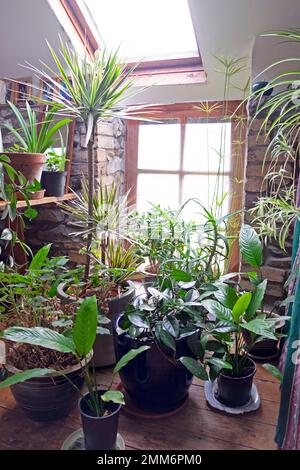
[
  {"left": 3, "top": 101, "right": 70, "bottom": 193},
  {"left": 41, "top": 131, "right": 68, "bottom": 197},
  {"left": 0, "top": 244, "right": 84, "bottom": 420},
  {"left": 114, "top": 270, "right": 204, "bottom": 413},
  {"left": 239, "top": 224, "right": 286, "bottom": 359},
  {"left": 0, "top": 295, "right": 148, "bottom": 449}
]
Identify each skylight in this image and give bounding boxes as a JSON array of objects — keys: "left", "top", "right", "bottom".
[{"left": 82, "top": 0, "right": 199, "bottom": 62}]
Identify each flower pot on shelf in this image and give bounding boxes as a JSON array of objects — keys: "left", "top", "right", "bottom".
[
  {"left": 113, "top": 314, "right": 196, "bottom": 413},
  {"left": 3, "top": 152, "right": 46, "bottom": 184},
  {"left": 5, "top": 360, "right": 85, "bottom": 421},
  {"left": 41, "top": 170, "right": 67, "bottom": 197},
  {"left": 216, "top": 357, "right": 256, "bottom": 407},
  {"left": 56, "top": 282, "right": 135, "bottom": 368},
  {"left": 79, "top": 390, "right": 121, "bottom": 450}
]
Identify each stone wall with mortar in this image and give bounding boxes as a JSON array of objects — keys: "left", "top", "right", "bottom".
[
  {"left": 242, "top": 113, "right": 293, "bottom": 308},
  {"left": 0, "top": 104, "right": 126, "bottom": 263}
]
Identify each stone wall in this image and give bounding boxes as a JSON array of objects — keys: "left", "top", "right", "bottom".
[
  {"left": 242, "top": 114, "right": 293, "bottom": 308},
  {"left": 0, "top": 103, "right": 126, "bottom": 263}
]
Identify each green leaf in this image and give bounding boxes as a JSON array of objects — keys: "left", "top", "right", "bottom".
[
  {"left": 113, "top": 345, "right": 150, "bottom": 374},
  {"left": 3, "top": 327, "right": 76, "bottom": 353},
  {"left": 28, "top": 244, "right": 51, "bottom": 271},
  {"left": 73, "top": 296, "right": 98, "bottom": 356},
  {"left": 214, "top": 283, "right": 238, "bottom": 309},
  {"left": 24, "top": 207, "right": 38, "bottom": 220},
  {"left": 207, "top": 357, "right": 233, "bottom": 370},
  {"left": 262, "top": 363, "right": 283, "bottom": 382},
  {"left": 128, "top": 313, "right": 149, "bottom": 329},
  {"left": 201, "top": 299, "right": 233, "bottom": 323},
  {"left": 205, "top": 340, "right": 226, "bottom": 353},
  {"left": 0, "top": 228, "right": 13, "bottom": 241},
  {"left": 162, "top": 317, "right": 179, "bottom": 338},
  {"left": 242, "top": 319, "right": 277, "bottom": 340},
  {"left": 179, "top": 356, "right": 208, "bottom": 380},
  {"left": 101, "top": 390, "right": 125, "bottom": 405},
  {"left": 0, "top": 368, "right": 55, "bottom": 390},
  {"left": 155, "top": 323, "right": 176, "bottom": 351},
  {"left": 239, "top": 224, "right": 263, "bottom": 268},
  {"left": 232, "top": 292, "right": 252, "bottom": 322},
  {"left": 246, "top": 280, "right": 267, "bottom": 320},
  {"left": 170, "top": 269, "right": 192, "bottom": 282}
]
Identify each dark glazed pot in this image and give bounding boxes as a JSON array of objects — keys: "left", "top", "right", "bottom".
[
  {"left": 216, "top": 357, "right": 256, "bottom": 407},
  {"left": 243, "top": 313, "right": 284, "bottom": 360},
  {"left": 79, "top": 391, "right": 121, "bottom": 450},
  {"left": 41, "top": 170, "right": 67, "bottom": 197},
  {"left": 5, "top": 361, "right": 85, "bottom": 421},
  {"left": 114, "top": 314, "right": 196, "bottom": 413}
]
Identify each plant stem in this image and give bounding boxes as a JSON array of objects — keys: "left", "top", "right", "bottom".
[{"left": 84, "top": 132, "right": 95, "bottom": 281}]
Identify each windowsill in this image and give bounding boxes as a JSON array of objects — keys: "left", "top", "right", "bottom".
[{"left": 131, "top": 70, "right": 207, "bottom": 86}]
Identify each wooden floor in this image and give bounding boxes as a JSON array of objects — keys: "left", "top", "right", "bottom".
[{"left": 0, "top": 365, "right": 279, "bottom": 450}]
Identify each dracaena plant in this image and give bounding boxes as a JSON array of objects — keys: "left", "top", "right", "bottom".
[
  {"left": 0, "top": 296, "right": 149, "bottom": 416},
  {"left": 25, "top": 39, "right": 147, "bottom": 280},
  {"left": 4, "top": 101, "right": 71, "bottom": 154}
]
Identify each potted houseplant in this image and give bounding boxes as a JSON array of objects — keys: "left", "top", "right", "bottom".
[
  {"left": 0, "top": 295, "right": 148, "bottom": 449},
  {"left": 3, "top": 101, "right": 70, "bottom": 193},
  {"left": 239, "top": 224, "right": 286, "bottom": 359},
  {"left": 0, "top": 244, "right": 84, "bottom": 419},
  {"left": 114, "top": 271, "right": 204, "bottom": 413},
  {"left": 41, "top": 132, "right": 68, "bottom": 197},
  {"left": 57, "top": 179, "right": 142, "bottom": 367}
]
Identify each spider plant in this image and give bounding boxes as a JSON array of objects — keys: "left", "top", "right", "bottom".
[
  {"left": 24, "top": 39, "right": 148, "bottom": 280},
  {"left": 4, "top": 101, "right": 71, "bottom": 154}
]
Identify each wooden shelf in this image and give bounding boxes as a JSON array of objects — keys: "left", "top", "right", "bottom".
[{"left": 0, "top": 193, "right": 75, "bottom": 210}]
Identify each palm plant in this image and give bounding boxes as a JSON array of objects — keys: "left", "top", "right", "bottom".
[
  {"left": 5, "top": 101, "right": 70, "bottom": 154},
  {"left": 24, "top": 40, "right": 145, "bottom": 280}
]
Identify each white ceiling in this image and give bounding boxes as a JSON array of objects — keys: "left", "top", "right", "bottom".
[{"left": 0, "top": 0, "right": 300, "bottom": 103}]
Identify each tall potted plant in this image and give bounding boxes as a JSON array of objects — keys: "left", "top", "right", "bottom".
[{"left": 3, "top": 101, "right": 70, "bottom": 191}]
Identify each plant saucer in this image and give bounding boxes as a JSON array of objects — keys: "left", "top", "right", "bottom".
[
  {"left": 204, "top": 380, "right": 261, "bottom": 415},
  {"left": 61, "top": 430, "right": 125, "bottom": 450}
]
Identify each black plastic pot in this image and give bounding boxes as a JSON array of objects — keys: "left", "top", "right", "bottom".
[
  {"left": 79, "top": 391, "right": 121, "bottom": 450},
  {"left": 114, "top": 314, "right": 197, "bottom": 413},
  {"left": 41, "top": 170, "right": 67, "bottom": 197},
  {"left": 57, "top": 282, "right": 135, "bottom": 367},
  {"left": 216, "top": 357, "right": 256, "bottom": 407},
  {"left": 5, "top": 361, "right": 85, "bottom": 421}
]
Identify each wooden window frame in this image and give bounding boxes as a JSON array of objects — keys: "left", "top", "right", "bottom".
[{"left": 125, "top": 101, "right": 247, "bottom": 272}]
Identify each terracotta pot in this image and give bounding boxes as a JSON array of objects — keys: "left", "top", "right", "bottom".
[
  {"left": 57, "top": 282, "right": 135, "bottom": 367},
  {"left": 3, "top": 152, "right": 46, "bottom": 184},
  {"left": 5, "top": 360, "right": 85, "bottom": 421},
  {"left": 79, "top": 390, "right": 121, "bottom": 450},
  {"left": 114, "top": 314, "right": 197, "bottom": 413}
]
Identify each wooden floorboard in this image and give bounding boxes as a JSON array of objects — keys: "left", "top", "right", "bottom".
[{"left": 0, "top": 365, "right": 279, "bottom": 450}]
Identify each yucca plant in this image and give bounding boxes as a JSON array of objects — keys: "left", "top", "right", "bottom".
[
  {"left": 5, "top": 101, "right": 71, "bottom": 154},
  {"left": 24, "top": 39, "right": 146, "bottom": 280}
]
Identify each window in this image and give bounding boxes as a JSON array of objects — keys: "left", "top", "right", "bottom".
[
  {"left": 126, "top": 102, "right": 246, "bottom": 223},
  {"left": 80, "top": 0, "right": 199, "bottom": 62}
]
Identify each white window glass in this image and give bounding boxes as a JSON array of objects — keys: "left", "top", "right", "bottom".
[
  {"left": 138, "top": 123, "right": 180, "bottom": 171},
  {"left": 184, "top": 122, "right": 231, "bottom": 173},
  {"left": 84, "top": 0, "right": 198, "bottom": 61},
  {"left": 181, "top": 175, "right": 230, "bottom": 221},
  {"left": 137, "top": 174, "right": 179, "bottom": 211}
]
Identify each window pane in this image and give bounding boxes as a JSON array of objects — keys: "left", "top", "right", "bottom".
[
  {"left": 138, "top": 123, "right": 180, "bottom": 171},
  {"left": 85, "top": 0, "right": 199, "bottom": 61},
  {"left": 137, "top": 173, "right": 179, "bottom": 211},
  {"left": 183, "top": 122, "right": 231, "bottom": 172},
  {"left": 182, "top": 175, "right": 230, "bottom": 221}
]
